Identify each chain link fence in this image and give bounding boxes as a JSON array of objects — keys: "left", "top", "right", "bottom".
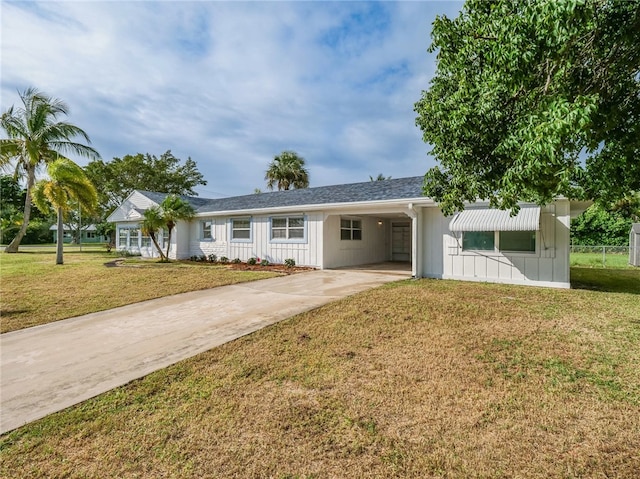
[{"left": 570, "top": 245, "right": 631, "bottom": 268}]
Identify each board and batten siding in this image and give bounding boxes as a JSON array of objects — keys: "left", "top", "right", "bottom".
[
  {"left": 188, "top": 218, "right": 229, "bottom": 258},
  {"left": 322, "top": 215, "right": 389, "bottom": 269},
  {"left": 188, "top": 213, "right": 323, "bottom": 267},
  {"left": 421, "top": 201, "right": 570, "bottom": 288}
]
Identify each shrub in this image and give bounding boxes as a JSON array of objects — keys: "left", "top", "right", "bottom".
[
  {"left": 284, "top": 258, "right": 296, "bottom": 268},
  {"left": 247, "top": 257, "right": 257, "bottom": 265},
  {"left": 219, "top": 256, "right": 229, "bottom": 263},
  {"left": 208, "top": 254, "right": 217, "bottom": 263},
  {"left": 260, "top": 259, "right": 270, "bottom": 266},
  {"left": 232, "top": 258, "right": 241, "bottom": 264}
]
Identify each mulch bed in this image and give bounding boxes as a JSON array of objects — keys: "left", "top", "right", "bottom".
[
  {"left": 104, "top": 258, "right": 314, "bottom": 274},
  {"left": 224, "top": 263, "right": 314, "bottom": 274}
]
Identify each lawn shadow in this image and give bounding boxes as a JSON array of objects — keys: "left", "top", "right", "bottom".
[{"left": 570, "top": 267, "right": 640, "bottom": 295}]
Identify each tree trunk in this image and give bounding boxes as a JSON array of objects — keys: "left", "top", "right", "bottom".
[
  {"left": 5, "top": 167, "right": 35, "bottom": 253},
  {"left": 56, "top": 207, "right": 64, "bottom": 265},
  {"left": 165, "top": 227, "right": 173, "bottom": 261},
  {"left": 150, "top": 232, "right": 166, "bottom": 261}
]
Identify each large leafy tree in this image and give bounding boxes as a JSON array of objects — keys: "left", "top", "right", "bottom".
[
  {"left": 0, "top": 88, "right": 100, "bottom": 251},
  {"left": 265, "top": 151, "right": 310, "bottom": 191},
  {"left": 31, "top": 158, "right": 98, "bottom": 264},
  {"left": 85, "top": 151, "right": 206, "bottom": 216},
  {"left": 0, "top": 175, "right": 25, "bottom": 244},
  {"left": 415, "top": 0, "right": 640, "bottom": 215},
  {"left": 571, "top": 204, "right": 633, "bottom": 246}
]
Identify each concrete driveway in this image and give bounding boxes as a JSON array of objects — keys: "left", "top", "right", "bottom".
[{"left": 0, "top": 268, "right": 408, "bottom": 434}]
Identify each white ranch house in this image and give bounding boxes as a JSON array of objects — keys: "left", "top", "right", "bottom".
[{"left": 107, "top": 177, "right": 589, "bottom": 288}]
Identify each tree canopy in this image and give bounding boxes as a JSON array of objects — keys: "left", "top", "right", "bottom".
[
  {"left": 0, "top": 87, "right": 100, "bottom": 251},
  {"left": 571, "top": 204, "right": 633, "bottom": 246},
  {"left": 415, "top": 0, "right": 640, "bottom": 215},
  {"left": 265, "top": 151, "right": 310, "bottom": 191},
  {"left": 84, "top": 151, "right": 207, "bottom": 216}
]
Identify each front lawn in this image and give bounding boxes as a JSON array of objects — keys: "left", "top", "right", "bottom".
[
  {"left": 1, "top": 269, "right": 638, "bottom": 478},
  {"left": 0, "top": 251, "right": 280, "bottom": 333}
]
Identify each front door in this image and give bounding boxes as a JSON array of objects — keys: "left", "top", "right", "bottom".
[{"left": 391, "top": 222, "right": 411, "bottom": 262}]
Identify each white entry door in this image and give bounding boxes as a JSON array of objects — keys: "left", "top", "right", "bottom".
[{"left": 392, "top": 222, "right": 411, "bottom": 262}]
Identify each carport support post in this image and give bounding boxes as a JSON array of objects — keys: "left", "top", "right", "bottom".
[{"left": 407, "top": 204, "right": 422, "bottom": 278}]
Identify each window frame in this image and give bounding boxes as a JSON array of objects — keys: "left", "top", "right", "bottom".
[
  {"left": 498, "top": 230, "right": 537, "bottom": 253},
  {"left": 340, "top": 217, "right": 362, "bottom": 241},
  {"left": 230, "top": 217, "right": 252, "bottom": 243},
  {"left": 200, "top": 219, "right": 214, "bottom": 241},
  {"left": 117, "top": 225, "right": 141, "bottom": 250},
  {"left": 269, "top": 216, "right": 307, "bottom": 244}
]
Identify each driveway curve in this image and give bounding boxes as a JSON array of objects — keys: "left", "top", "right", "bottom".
[{"left": 0, "top": 269, "right": 408, "bottom": 434}]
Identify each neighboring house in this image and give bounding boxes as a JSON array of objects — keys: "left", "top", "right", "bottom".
[
  {"left": 107, "top": 177, "right": 590, "bottom": 288},
  {"left": 49, "top": 224, "right": 108, "bottom": 243}
]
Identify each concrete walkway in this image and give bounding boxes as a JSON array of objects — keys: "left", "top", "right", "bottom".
[{"left": 0, "top": 269, "right": 408, "bottom": 434}]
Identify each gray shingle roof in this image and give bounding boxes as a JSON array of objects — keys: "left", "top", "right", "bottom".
[
  {"left": 136, "top": 190, "right": 210, "bottom": 208},
  {"left": 193, "top": 176, "right": 425, "bottom": 213}
]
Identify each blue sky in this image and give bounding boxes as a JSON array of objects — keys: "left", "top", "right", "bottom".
[{"left": 1, "top": 1, "right": 463, "bottom": 198}]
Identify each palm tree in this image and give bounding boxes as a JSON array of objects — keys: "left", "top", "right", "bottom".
[
  {"left": 369, "top": 173, "right": 391, "bottom": 181},
  {"left": 159, "top": 195, "right": 195, "bottom": 260},
  {"left": 265, "top": 151, "right": 309, "bottom": 191},
  {"left": 141, "top": 206, "right": 167, "bottom": 261},
  {"left": 0, "top": 87, "right": 100, "bottom": 252},
  {"left": 31, "top": 158, "right": 97, "bottom": 264}
]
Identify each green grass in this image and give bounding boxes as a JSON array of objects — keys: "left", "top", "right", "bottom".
[
  {"left": 570, "top": 251, "right": 632, "bottom": 269},
  {"left": 0, "top": 250, "right": 280, "bottom": 333},
  {"left": 571, "top": 266, "right": 640, "bottom": 294},
  {"left": 1, "top": 270, "right": 638, "bottom": 478}
]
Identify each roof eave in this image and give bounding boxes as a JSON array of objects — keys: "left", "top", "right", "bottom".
[{"left": 195, "top": 196, "right": 436, "bottom": 217}]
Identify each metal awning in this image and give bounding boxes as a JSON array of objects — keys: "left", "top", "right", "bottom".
[{"left": 449, "top": 206, "right": 541, "bottom": 232}]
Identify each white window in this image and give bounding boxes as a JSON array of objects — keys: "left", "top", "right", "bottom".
[
  {"left": 141, "top": 235, "right": 152, "bottom": 248},
  {"left": 231, "top": 218, "right": 251, "bottom": 241},
  {"left": 129, "top": 228, "right": 139, "bottom": 247},
  {"left": 201, "top": 220, "right": 213, "bottom": 240},
  {"left": 118, "top": 228, "right": 128, "bottom": 247},
  {"left": 340, "top": 218, "right": 362, "bottom": 241},
  {"left": 118, "top": 227, "right": 140, "bottom": 249},
  {"left": 271, "top": 216, "right": 305, "bottom": 241}
]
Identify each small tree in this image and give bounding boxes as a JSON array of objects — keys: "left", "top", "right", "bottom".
[
  {"left": 31, "top": 158, "right": 97, "bottom": 264},
  {"left": 141, "top": 206, "right": 167, "bottom": 261},
  {"left": 159, "top": 195, "right": 195, "bottom": 260}
]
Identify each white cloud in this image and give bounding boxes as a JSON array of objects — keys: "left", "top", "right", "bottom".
[{"left": 1, "top": 0, "right": 463, "bottom": 197}]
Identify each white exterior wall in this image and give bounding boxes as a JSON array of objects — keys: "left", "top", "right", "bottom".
[
  {"left": 188, "top": 218, "right": 229, "bottom": 259},
  {"left": 322, "top": 215, "right": 389, "bottom": 269},
  {"left": 108, "top": 191, "right": 159, "bottom": 223},
  {"left": 187, "top": 213, "right": 323, "bottom": 267},
  {"left": 420, "top": 200, "right": 571, "bottom": 288}
]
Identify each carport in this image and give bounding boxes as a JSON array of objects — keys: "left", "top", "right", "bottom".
[{"left": 321, "top": 206, "right": 421, "bottom": 277}]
